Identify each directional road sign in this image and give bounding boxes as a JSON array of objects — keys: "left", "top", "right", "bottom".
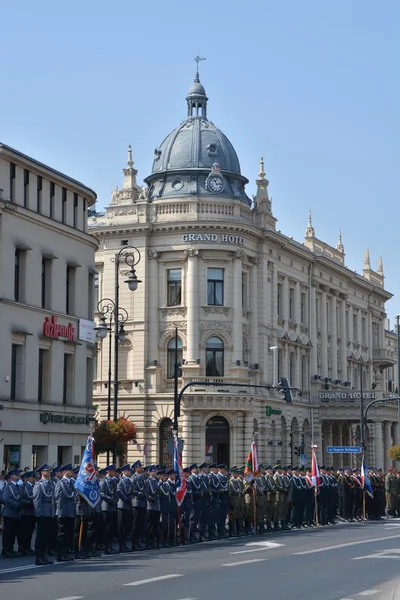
[{"left": 326, "top": 446, "right": 361, "bottom": 453}]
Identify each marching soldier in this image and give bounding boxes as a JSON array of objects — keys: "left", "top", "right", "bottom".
[
  {"left": 145, "top": 465, "right": 161, "bottom": 549},
  {"left": 217, "top": 464, "right": 229, "bottom": 539},
  {"left": 304, "top": 467, "right": 315, "bottom": 526},
  {"left": 208, "top": 464, "right": 220, "bottom": 539},
  {"left": 385, "top": 467, "right": 397, "bottom": 517},
  {"left": 228, "top": 468, "right": 243, "bottom": 536},
  {"left": 244, "top": 472, "right": 255, "bottom": 534},
  {"left": 342, "top": 466, "right": 355, "bottom": 521},
  {"left": 33, "top": 463, "right": 56, "bottom": 565},
  {"left": 198, "top": 462, "right": 210, "bottom": 541},
  {"left": 55, "top": 463, "right": 76, "bottom": 562},
  {"left": 117, "top": 464, "right": 133, "bottom": 552},
  {"left": 264, "top": 465, "right": 276, "bottom": 532},
  {"left": 289, "top": 467, "right": 306, "bottom": 529},
  {"left": 2, "top": 469, "right": 23, "bottom": 558},
  {"left": 131, "top": 460, "right": 147, "bottom": 550},
  {"left": 19, "top": 470, "right": 36, "bottom": 555},
  {"left": 167, "top": 469, "right": 177, "bottom": 546},
  {"left": 189, "top": 464, "right": 202, "bottom": 543},
  {"left": 180, "top": 467, "right": 192, "bottom": 544},
  {"left": 254, "top": 466, "right": 267, "bottom": 534},
  {"left": 159, "top": 469, "right": 171, "bottom": 547},
  {"left": 99, "top": 464, "right": 118, "bottom": 554}
]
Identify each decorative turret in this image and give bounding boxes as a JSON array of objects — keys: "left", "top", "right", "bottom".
[
  {"left": 253, "top": 157, "right": 276, "bottom": 230},
  {"left": 377, "top": 256, "right": 384, "bottom": 276},
  {"left": 364, "top": 248, "right": 371, "bottom": 270},
  {"left": 336, "top": 229, "right": 344, "bottom": 253},
  {"left": 305, "top": 211, "right": 315, "bottom": 238},
  {"left": 110, "top": 145, "right": 142, "bottom": 205}
]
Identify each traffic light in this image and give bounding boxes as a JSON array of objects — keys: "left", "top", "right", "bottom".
[{"left": 278, "top": 377, "right": 293, "bottom": 403}]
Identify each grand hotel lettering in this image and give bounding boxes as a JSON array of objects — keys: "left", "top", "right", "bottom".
[
  {"left": 181, "top": 233, "right": 245, "bottom": 245},
  {"left": 318, "top": 392, "right": 377, "bottom": 401}
]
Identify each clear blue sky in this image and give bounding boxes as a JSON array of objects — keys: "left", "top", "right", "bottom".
[{"left": 1, "top": 1, "right": 399, "bottom": 320}]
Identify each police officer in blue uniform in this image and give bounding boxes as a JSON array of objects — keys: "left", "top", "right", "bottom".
[
  {"left": 189, "top": 464, "right": 202, "bottom": 543},
  {"left": 19, "top": 470, "right": 36, "bottom": 555},
  {"left": 145, "top": 465, "right": 161, "bottom": 549},
  {"left": 99, "top": 464, "right": 118, "bottom": 554},
  {"left": 159, "top": 469, "right": 170, "bottom": 547},
  {"left": 180, "top": 467, "right": 192, "bottom": 544},
  {"left": 33, "top": 463, "right": 56, "bottom": 565},
  {"left": 117, "top": 464, "right": 133, "bottom": 552},
  {"left": 217, "top": 464, "right": 229, "bottom": 539},
  {"left": 2, "top": 468, "right": 23, "bottom": 557},
  {"left": 199, "top": 462, "right": 210, "bottom": 541},
  {"left": 131, "top": 460, "right": 147, "bottom": 550},
  {"left": 55, "top": 463, "right": 75, "bottom": 562},
  {"left": 208, "top": 463, "right": 220, "bottom": 539},
  {"left": 167, "top": 469, "right": 177, "bottom": 546}
]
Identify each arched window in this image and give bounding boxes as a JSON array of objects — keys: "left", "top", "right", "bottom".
[
  {"left": 206, "top": 337, "right": 224, "bottom": 377},
  {"left": 167, "top": 337, "right": 183, "bottom": 379}
]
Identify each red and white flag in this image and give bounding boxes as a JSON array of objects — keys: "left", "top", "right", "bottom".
[{"left": 311, "top": 447, "right": 321, "bottom": 489}]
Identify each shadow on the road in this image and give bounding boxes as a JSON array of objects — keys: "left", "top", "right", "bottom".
[{"left": 0, "top": 520, "right": 385, "bottom": 583}]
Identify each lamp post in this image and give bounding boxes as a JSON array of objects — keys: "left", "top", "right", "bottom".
[
  {"left": 95, "top": 298, "right": 129, "bottom": 463},
  {"left": 359, "top": 357, "right": 365, "bottom": 453},
  {"left": 96, "top": 246, "right": 142, "bottom": 463}
]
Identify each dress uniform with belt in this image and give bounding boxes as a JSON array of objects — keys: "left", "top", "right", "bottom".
[
  {"left": 131, "top": 460, "right": 147, "bottom": 550},
  {"left": 19, "top": 471, "right": 36, "bottom": 555},
  {"left": 33, "top": 463, "right": 56, "bottom": 565},
  {"left": 216, "top": 465, "right": 230, "bottom": 539},
  {"left": 145, "top": 466, "right": 161, "bottom": 549},
  {"left": 55, "top": 464, "right": 76, "bottom": 562},
  {"left": 117, "top": 464, "right": 133, "bottom": 552},
  {"left": 188, "top": 464, "right": 202, "bottom": 543},
  {"left": 99, "top": 464, "right": 118, "bottom": 554},
  {"left": 167, "top": 470, "right": 177, "bottom": 546},
  {"left": 2, "top": 468, "right": 23, "bottom": 557},
  {"left": 198, "top": 462, "right": 210, "bottom": 539},
  {"left": 158, "top": 470, "right": 171, "bottom": 547},
  {"left": 208, "top": 464, "right": 220, "bottom": 539}
]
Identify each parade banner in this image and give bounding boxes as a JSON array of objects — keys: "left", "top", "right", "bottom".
[
  {"left": 174, "top": 436, "right": 187, "bottom": 506},
  {"left": 75, "top": 435, "right": 100, "bottom": 508}
]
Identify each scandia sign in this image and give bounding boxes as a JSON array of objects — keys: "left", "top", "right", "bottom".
[{"left": 43, "top": 315, "right": 75, "bottom": 342}]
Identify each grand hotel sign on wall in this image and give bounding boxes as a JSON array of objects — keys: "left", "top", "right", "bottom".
[{"left": 181, "top": 233, "right": 245, "bottom": 245}]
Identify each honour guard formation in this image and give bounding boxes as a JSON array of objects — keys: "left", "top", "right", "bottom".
[{"left": 1, "top": 460, "right": 399, "bottom": 564}]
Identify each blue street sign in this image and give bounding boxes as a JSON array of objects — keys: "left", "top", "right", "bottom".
[
  {"left": 300, "top": 454, "right": 307, "bottom": 465},
  {"left": 327, "top": 446, "right": 361, "bottom": 453}
]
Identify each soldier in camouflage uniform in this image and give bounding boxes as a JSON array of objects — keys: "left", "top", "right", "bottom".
[
  {"left": 264, "top": 465, "right": 276, "bottom": 532},
  {"left": 385, "top": 468, "right": 397, "bottom": 517},
  {"left": 228, "top": 468, "right": 243, "bottom": 536}
]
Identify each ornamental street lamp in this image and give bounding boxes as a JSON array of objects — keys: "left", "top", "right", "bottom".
[
  {"left": 95, "top": 298, "right": 129, "bottom": 464},
  {"left": 95, "top": 245, "right": 141, "bottom": 463}
]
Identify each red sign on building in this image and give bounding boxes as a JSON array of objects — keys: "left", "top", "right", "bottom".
[{"left": 43, "top": 315, "right": 75, "bottom": 342}]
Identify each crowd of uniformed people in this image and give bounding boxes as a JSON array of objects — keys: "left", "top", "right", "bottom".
[{"left": 0, "top": 460, "right": 399, "bottom": 566}]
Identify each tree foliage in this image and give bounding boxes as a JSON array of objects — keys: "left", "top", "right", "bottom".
[{"left": 387, "top": 445, "right": 400, "bottom": 461}]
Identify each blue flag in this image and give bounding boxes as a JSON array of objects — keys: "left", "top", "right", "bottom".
[
  {"left": 361, "top": 456, "right": 374, "bottom": 499},
  {"left": 75, "top": 435, "right": 100, "bottom": 508}
]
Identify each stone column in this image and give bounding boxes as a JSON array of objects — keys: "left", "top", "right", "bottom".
[
  {"left": 249, "top": 259, "right": 259, "bottom": 366},
  {"left": 374, "top": 422, "right": 384, "bottom": 469},
  {"left": 340, "top": 299, "right": 347, "bottom": 383},
  {"left": 272, "top": 267, "right": 278, "bottom": 329},
  {"left": 310, "top": 286, "right": 318, "bottom": 376},
  {"left": 356, "top": 310, "right": 362, "bottom": 347},
  {"left": 185, "top": 249, "right": 199, "bottom": 363},
  {"left": 348, "top": 305, "right": 354, "bottom": 350},
  {"left": 324, "top": 422, "right": 333, "bottom": 466},
  {"left": 320, "top": 290, "right": 328, "bottom": 377},
  {"left": 148, "top": 251, "right": 159, "bottom": 364},
  {"left": 232, "top": 254, "right": 243, "bottom": 362},
  {"left": 282, "top": 277, "right": 289, "bottom": 326},
  {"left": 368, "top": 313, "right": 373, "bottom": 358},
  {"left": 295, "top": 281, "right": 301, "bottom": 325},
  {"left": 330, "top": 296, "right": 337, "bottom": 381},
  {"left": 384, "top": 421, "right": 392, "bottom": 469}
]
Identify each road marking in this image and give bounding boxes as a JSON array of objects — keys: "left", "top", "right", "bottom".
[
  {"left": 358, "top": 591, "right": 381, "bottom": 596},
  {"left": 221, "top": 558, "right": 267, "bottom": 567},
  {"left": 230, "top": 547, "right": 273, "bottom": 554},
  {"left": 245, "top": 541, "right": 284, "bottom": 549},
  {"left": 0, "top": 564, "right": 44, "bottom": 575},
  {"left": 293, "top": 534, "right": 400, "bottom": 555},
  {"left": 124, "top": 574, "right": 183, "bottom": 586},
  {"left": 54, "top": 597, "right": 83, "bottom": 600},
  {"left": 353, "top": 549, "right": 400, "bottom": 560}
]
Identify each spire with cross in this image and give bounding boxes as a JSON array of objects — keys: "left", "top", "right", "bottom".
[{"left": 194, "top": 54, "right": 206, "bottom": 81}]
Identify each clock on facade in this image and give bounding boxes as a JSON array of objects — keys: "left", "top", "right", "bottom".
[{"left": 207, "top": 175, "right": 224, "bottom": 193}]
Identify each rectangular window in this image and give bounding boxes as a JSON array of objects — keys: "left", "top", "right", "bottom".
[
  {"left": 277, "top": 283, "right": 282, "bottom": 316},
  {"left": 50, "top": 182, "right": 55, "bottom": 218},
  {"left": 11, "top": 344, "right": 24, "bottom": 400},
  {"left": 41, "top": 257, "right": 51, "bottom": 309},
  {"left": 63, "top": 353, "right": 74, "bottom": 405},
  {"left": 73, "top": 193, "right": 78, "bottom": 228},
  {"left": 167, "top": 269, "right": 182, "bottom": 306},
  {"left": 62, "top": 187, "right": 67, "bottom": 224},
  {"left": 9, "top": 162, "right": 15, "bottom": 201},
  {"left": 66, "top": 266, "right": 76, "bottom": 315},
  {"left": 23, "top": 170, "right": 29, "bottom": 207},
  {"left": 242, "top": 272, "right": 248, "bottom": 309},
  {"left": 83, "top": 198, "right": 87, "bottom": 231},
  {"left": 207, "top": 268, "right": 224, "bottom": 306},
  {"left": 14, "top": 248, "right": 26, "bottom": 303},
  {"left": 38, "top": 348, "right": 50, "bottom": 403},
  {"left": 353, "top": 314, "right": 358, "bottom": 340},
  {"left": 37, "top": 176, "right": 42, "bottom": 213},
  {"left": 289, "top": 288, "right": 295, "bottom": 320},
  {"left": 301, "top": 292, "right": 307, "bottom": 324}
]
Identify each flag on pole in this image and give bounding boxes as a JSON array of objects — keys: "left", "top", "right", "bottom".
[
  {"left": 311, "top": 446, "right": 321, "bottom": 489},
  {"left": 173, "top": 437, "right": 187, "bottom": 506},
  {"left": 75, "top": 435, "right": 100, "bottom": 508},
  {"left": 361, "top": 456, "right": 373, "bottom": 498},
  {"left": 244, "top": 440, "right": 260, "bottom": 479}
]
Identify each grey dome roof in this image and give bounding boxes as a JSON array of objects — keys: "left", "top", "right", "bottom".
[
  {"left": 150, "top": 118, "right": 241, "bottom": 174},
  {"left": 144, "top": 76, "right": 251, "bottom": 205}
]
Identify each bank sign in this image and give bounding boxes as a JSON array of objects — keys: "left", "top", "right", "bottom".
[
  {"left": 181, "top": 233, "right": 245, "bottom": 245},
  {"left": 318, "top": 391, "right": 377, "bottom": 401}
]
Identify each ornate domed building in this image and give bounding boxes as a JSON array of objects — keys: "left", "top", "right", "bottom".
[{"left": 89, "top": 71, "right": 397, "bottom": 470}]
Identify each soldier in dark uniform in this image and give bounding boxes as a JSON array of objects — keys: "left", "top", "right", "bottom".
[
  {"left": 145, "top": 465, "right": 161, "bottom": 549},
  {"left": 33, "top": 463, "right": 56, "bottom": 565},
  {"left": 342, "top": 466, "right": 355, "bottom": 521},
  {"left": 131, "top": 460, "right": 147, "bottom": 550},
  {"left": 99, "top": 464, "right": 118, "bottom": 554},
  {"left": 117, "top": 464, "right": 133, "bottom": 552},
  {"left": 158, "top": 469, "right": 170, "bottom": 547},
  {"left": 180, "top": 467, "right": 192, "bottom": 544},
  {"left": 264, "top": 466, "right": 276, "bottom": 532},
  {"left": 327, "top": 467, "right": 338, "bottom": 524},
  {"left": 167, "top": 469, "right": 177, "bottom": 546},
  {"left": 352, "top": 468, "right": 363, "bottom": 520},
  {"left": 199, "top": 462, "right": 210, "bottom": 541},
  {"left": 19, "top": 470, "right": 36, "bottom": 555},
  {"left": 289, "top": 467, "right": 305, "bottom": 528},
  {"left": 337, "top": 469, "right": 344, "bottom": 519},
  {"left": 318, "top": 466, "right": 329, "bottom": 525},
  {"left": 208, "top": 463, "right": 220, "bottom": 539},
  {"left": 189, "top": 464, "right": 202, "bottom": 543},
  {"left": 217, "top": 464, "right": 229, "bottom": 539},
  {"left": 228, "top": 468, "right": 242, "bottom": 536},
  {"left": 2, "top": 469, "right": 23, "bottom": 557},
  {"left": 55, "top": 463, "right": 76, "bottom": 562}
]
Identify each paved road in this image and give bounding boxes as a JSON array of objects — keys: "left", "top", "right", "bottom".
[{"left": 2, "top": 520, "right": 400, "bottom": 600}]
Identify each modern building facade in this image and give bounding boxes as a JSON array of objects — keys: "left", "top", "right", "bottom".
[
  {"left": 89, "top": 74, "right": 397, "bottom": 470},
  {"left": 0, "top": 143, "right": 98, "bottom": 470}
]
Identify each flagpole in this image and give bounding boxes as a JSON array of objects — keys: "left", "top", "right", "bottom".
[
  {"left": 177, "top": 505, "right": 183, "bottom": 546},
  {"left": 363, "top": 490, "right": 366, "bottom": 522},
  {"left": 314, "top": 488, "right": 319, "bottom": 527},
  {"left": 252, "top": 436, "right": 257, "bottom": 534}
]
